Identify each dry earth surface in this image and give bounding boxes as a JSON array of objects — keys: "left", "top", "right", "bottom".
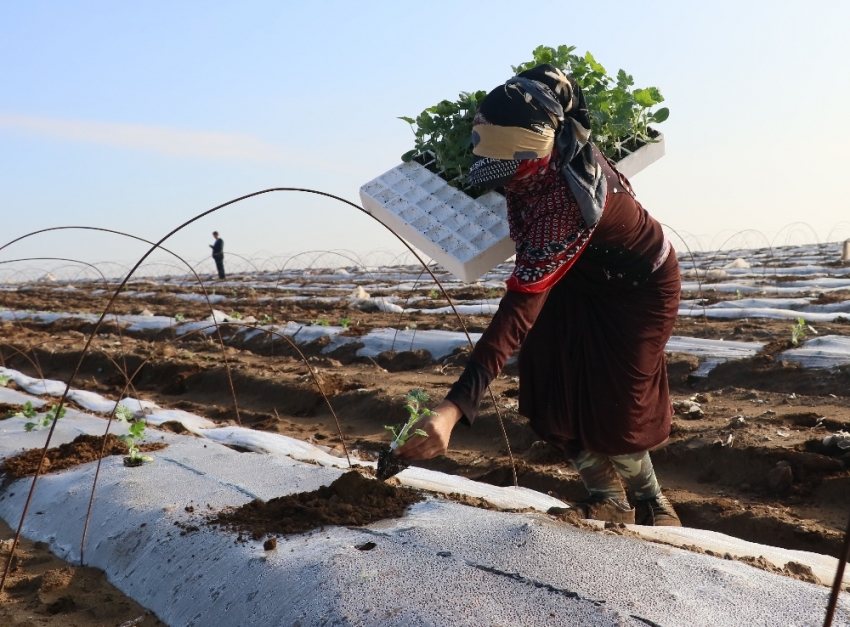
[
  {"left": 0, "top": 518, "right": 165, "bottom": 626},
  {"left": 2, "top": 255, "right": 850, "bottom": 622}
]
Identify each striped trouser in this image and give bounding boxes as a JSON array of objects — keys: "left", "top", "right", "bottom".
[{"left": 572, "top": 450, "right": 661, "bottom": 502}]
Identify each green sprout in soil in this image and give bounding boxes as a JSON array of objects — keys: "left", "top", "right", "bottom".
[
  {"left": 791, "top": 317, "right": 817, "bottom": 346},
  {"left": 400, "top": 44, "right": 668, "bottom": 191},
  {"left": 384, "top": 389, "right": 432, "bottom": 451},
  {"left": 174, "top": 313, "right": 185, "bottom": 322},
  {"left": 14, "top": 401, "right": 37, "bottom": 419},
  {"left": 429, "top": 289, "right": 439, "bottom": 300},
  {"left": 339, "top": 317, "right": 351, "bottom": 328},
  {"left": 23, "top": 403, "right": 67, "bottom": 432},
  {"left": 259, "top": 314, "right": 274, "bottom": 325},
  {"left": 228, "top": 311, "right": 243, "bottom": 320},
  {"left": 313, "top": 318, "right": 330, "bottom": 327},
  {"left": 0, "top": 374, "right": 10, "bottom": 387},
  {"left": 114, "top": 405, "right": 153, "bottom": 464}
]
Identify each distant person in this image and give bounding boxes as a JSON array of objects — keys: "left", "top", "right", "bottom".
[{"left": 210, "top": 231, "right": 225, "bottom": 279}]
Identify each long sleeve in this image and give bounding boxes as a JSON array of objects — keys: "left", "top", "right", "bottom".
[{"left": 446, "top": 288, "right": 550, "bottom": 423}]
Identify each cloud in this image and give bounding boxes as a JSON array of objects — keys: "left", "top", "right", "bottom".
[{"left": 0, "top": 112, "right": 292, "bottom": 162}]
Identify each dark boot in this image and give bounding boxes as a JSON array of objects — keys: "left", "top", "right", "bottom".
[
  {"left": 635, "top": 493, "right": 681, "bottom": 527},
  {"left": 572, "top": 496, "right": 635, "bottom": 524}
]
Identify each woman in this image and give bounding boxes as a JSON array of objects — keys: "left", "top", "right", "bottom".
[{"left": 396, "top": 64, "right": 681, "bottom": 526}]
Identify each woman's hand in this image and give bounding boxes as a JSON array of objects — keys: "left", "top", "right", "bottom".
[{"left": 395, "top": 399, "right": 463, "bottom": 460}]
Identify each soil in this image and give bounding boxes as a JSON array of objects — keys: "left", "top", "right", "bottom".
[
  {"left": 0, "top": 518, "right": 165, "bottom": 626},
  {"left": 209, "top": 470, "right": 424, "bottom": 541},
  {"left": 1, "top": 434, "right": 168, "bottom": 480},
  {"left": 1, "top": 280, "right": 850, "bottom": 564}
]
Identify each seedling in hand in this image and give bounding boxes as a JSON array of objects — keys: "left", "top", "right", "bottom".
[
  {"left": 385, "top": 389, "right": 431, "bottom": 450},
  {"left": 377, "top": 389, "right": 433, "bottom": 480},
  {"left": 23, "top": 403, "right": 66, "bottom": 432},
  {"left": 114, "top": 404, "right": 153, "bottom": 466}
]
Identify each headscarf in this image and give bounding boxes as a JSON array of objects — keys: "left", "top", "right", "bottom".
[{"left": 468, "top": 64, "right": 607, "bottom": 228}]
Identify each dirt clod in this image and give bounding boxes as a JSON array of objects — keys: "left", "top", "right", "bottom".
[
  {"left": 767, "top": 463, "right": 794, "bottom": 492},
  {"left": 376, "top": 446, "right": 409, "bottom": 481},
  {"left": 1, "top": 434, "right": 168, "bottom": 479},
  {"left": 209, "top": 470, "right": 424, "bottom": 540}
]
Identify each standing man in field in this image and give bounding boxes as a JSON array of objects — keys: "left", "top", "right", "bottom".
[{"left": 210, "top": 231, "right": 225, "bottom": 280}]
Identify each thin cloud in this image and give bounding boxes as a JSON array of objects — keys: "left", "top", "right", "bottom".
[{"left": 0, "top": 112, "right": 292, "bottom": 162}]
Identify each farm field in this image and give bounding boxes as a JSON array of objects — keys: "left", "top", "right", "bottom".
[{"left": 2, "top": 242, "right": 850, "bottom": 623}]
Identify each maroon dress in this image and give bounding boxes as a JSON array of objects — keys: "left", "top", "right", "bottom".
[{"left": 446, "top": 150, "right": 680, "bottom": 457}]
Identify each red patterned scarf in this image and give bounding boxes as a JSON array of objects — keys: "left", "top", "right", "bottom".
[{"left": 505, "top": 150, "right": 597, "bottom": 293}]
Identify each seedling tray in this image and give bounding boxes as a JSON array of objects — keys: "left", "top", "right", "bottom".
[{"left": 360, "top": 133, "right": 664, "bottom": 283}]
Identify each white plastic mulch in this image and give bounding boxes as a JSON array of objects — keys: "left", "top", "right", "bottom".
[{"left": 0, "top": 378, "right": 847, "bottom": 626}]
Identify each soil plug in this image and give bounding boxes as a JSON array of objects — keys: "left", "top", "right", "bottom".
[{"left": 377, "top": 389, "right": 432, "bottom": 481}]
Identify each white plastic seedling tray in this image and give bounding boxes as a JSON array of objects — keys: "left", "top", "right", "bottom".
[{"left": 360, "top": 133, "right": 665, "bottom": 283}]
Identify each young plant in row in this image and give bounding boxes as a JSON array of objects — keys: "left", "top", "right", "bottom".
[
  {"left": 377, "top": 389, "right": 432, "bottom": 481},
  {"left": 23, "top": 403, "right": 66, "bottom": 432},
  {"left": 791, "top": 317, "right": 817, "bottom": 346},
  {"left": 114, "top": 404, "right": 154, "bottom": 467},
  {"left": 0, "top": 374, "right": 10, "bottom": 387}
]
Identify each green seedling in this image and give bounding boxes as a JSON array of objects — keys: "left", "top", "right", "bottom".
[
  {"left": 114, "top": 404, "right": 153, "bottom": 464},
  {"left": 736, "top": 290, "right": 743, "bottom": 300},
  {"left": 339, "top": 317, "right": 351, "bottom": 328},
  {"left": 174, "top": 313, "right": 185, "bottom": 322},
  {"left": 8, "top": 400, "right": 37, "bottom": 420},
  {"left": 791, "top": 317, "right": 817, "bottom": 346},
  {"left": 24, "top": 403, "right": 66, "bottom": 432},
  {"left": 259, "top": 314, "right": 274, "bottom": 325},
  {"left": 228, "top": 311, "right": 243, "bottom": 320},
  {"left": 313, "top": 318, "right": 329, "bottom": 326},
  {"left": 384, "top": 389, "right": 432, "bottom": 451},
  {"left": 0, "top": 374, "right": 10, "bottom": 387},
  {"left": 401, "top": 44, "right": 668, "bottom": 192},
  {"left": 428, "top": 289, "right": 440, "bottom": 300}
]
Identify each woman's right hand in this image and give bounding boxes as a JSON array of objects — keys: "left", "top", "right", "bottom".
[{"left": 395, "top": 399, "right": 463, "bottom": 460}]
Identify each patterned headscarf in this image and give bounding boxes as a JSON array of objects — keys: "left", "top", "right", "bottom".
[{"left": 468, "top": 64, "right": 607, "bottom": 228}]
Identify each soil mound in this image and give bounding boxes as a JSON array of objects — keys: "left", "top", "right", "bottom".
[
  {"left": 1, "top": 434, "right": 168, "bottom": 479},
  {"left": 210, "top": 470, "right": 424, "bottom": 539}
]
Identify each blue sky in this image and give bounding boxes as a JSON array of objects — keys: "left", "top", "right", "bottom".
[{"left": 2, "top": 1, "right": 849, "bottom": 274}]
